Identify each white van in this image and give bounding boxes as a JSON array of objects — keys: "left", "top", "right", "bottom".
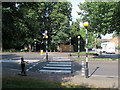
[
  {"left": 101, "top": 42, "right": 115, "bottom": 54},
  {"left": 101, "top": 43, "right": 107, "bottom": 53}
]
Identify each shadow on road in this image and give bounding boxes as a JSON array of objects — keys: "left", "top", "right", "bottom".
[
  {"left": 1, "top": 54, "right": 21, "bottom": 60},
  {"left": 73, "top": 61, "right": 82, "bottom": 76},
  {"left": 92, "top": 53, "right": 120, "bottom": 59},
  {"left": 89, "top": 67, "right": 99, "bottom": 77}
]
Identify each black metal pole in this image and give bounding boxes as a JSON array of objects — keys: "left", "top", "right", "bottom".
[
  {"left": 34, "top": 42, "right": 36, "bottom": 52},
  {"left": 46, "top": 38, "right": 48, "bottom": 61},
  {"left": 85, "top": 27, "right": 89, "bottom": 78},
  {"left": 78, "top": 38, "right": 80, "bottom": 58},
  {"left": 70, "top": 39, "right": 71, "bottom": 56}
]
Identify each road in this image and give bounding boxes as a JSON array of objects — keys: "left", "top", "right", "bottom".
[
  {"left": 90, "top": 49, "right": 120, "bottom": 58},
  {"left": 1, "top": 52, "right": 119, "bottom": 77}
]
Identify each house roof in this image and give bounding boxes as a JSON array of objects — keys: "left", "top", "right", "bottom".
[{"left": 97, "top": 39, "right": 111, "bottom": 42}]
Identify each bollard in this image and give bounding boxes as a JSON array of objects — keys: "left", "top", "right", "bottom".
[{"left": 41, "top": 50, "right": 43, "bottom": 55}]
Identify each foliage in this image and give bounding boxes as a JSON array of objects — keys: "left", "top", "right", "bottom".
[
  {"left": 2, "top": 2, "right": 72, "bottom": 51},
  {"left": 51, "top": 16, "right": 70, "bottom": 46},
  {"left": 78, "top": 2, "right": 120, "bottom": 37},
  {"left": 112, "top": 32, "right": 119, "bottom": 38}
]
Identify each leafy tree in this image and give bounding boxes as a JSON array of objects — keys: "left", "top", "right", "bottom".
[
  {"left": 112, "top": 32, "right": 119, "bottom": 38},
  {"left": 51, "top": 16, "right": 70, "bottom": 47},
  {"left": 78, "top": 2, "right": 120, "bottom": 37},
  {"left": 2, "top": 2, "right": 72, "bottom": 51}
]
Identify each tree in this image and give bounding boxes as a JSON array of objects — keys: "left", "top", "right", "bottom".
[
  {"left": 2, "top": 2, "right": 72, "bottom": 51},
  {"left": 78, "top": 2, "right": 120, "bottom": 37},
  {"left": 51, "top": 16, "right": 70, "bottom": 48}
]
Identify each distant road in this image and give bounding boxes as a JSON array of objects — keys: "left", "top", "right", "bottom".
[{"left": 90, "top": 49, "right": 120, "bottom": 58}]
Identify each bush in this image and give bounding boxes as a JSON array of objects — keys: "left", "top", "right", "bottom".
[{"left": 116, "top": 47, "right": 120, "bottom": 49}]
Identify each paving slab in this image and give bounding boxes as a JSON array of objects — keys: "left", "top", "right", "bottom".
[{"left": 68, "top": 75, "right": 118, "bottom": 88}]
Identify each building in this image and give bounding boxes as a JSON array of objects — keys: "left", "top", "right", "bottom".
[
  {"left": 57, "top": 45, "right": 74, "bottom": 52},
  {"left": 110, "top": 36, "right": 120, "bottom": 48},
  {"left": 97, "top": 39, "right": 111, "bottom": 42}
]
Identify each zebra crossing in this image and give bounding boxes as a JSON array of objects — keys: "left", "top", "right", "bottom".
[{"left": 39, "top": 57, "right": 73, "bottom": 74}]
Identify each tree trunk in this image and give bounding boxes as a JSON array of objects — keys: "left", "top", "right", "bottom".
[{"left": 28, "top": 44, "right": 32, "bottom": 52}]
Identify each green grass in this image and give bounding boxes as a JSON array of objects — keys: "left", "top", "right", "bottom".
[
  {"left": 74, "top": 58, "right": 119, "bottom": 61},
  {"left": 71, "top": 52, "right": 98, "bottom": 56},
  {"left": 2, "top": 76, "right": 92, "bottom": 88}
]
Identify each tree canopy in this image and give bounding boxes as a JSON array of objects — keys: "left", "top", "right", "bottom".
[
  {"left": 2, "top": 1, "right": 120, "bottom": 51},
  {"left": 2, "top": 2, "right": 72, "bottom": 51},
  {"left": 78, "top": 2, "right": 120, "bottom": 37}
]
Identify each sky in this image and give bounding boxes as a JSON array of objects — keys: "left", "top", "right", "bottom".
[
  {"left": 67, "top": 0, "right": 113, "bottom": 39},
  {"left": 68, "top": 0, "right": 85, "bottom": 21}
]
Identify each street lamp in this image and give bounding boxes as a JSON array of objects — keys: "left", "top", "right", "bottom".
[
  {"left": 78, "top": 36, "right": 80, "bottom": 58},
  {"left": 69, "top": 37, "right": 72, "bottom": 56},
  {"left": 83, "top": 22, "right": 89, "bottom": 78}
]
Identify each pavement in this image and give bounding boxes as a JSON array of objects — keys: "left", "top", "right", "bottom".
[{"left": 69, "top": 75, "right": 118, "bottom": 88}]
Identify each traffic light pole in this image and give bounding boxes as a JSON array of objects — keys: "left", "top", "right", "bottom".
[
  {"left": 85, "top": 27, "right": 89, "bottom": 78},
  {"left": 46, "top": 37, "right": 48, "bottom": 61}
]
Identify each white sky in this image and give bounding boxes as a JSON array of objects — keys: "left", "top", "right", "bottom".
[
  {"left": 67, "top": 0, "right": 113, "bottom": 39},
  {"left": 68, "top": 0, "right": 85, "bottom": 21}
]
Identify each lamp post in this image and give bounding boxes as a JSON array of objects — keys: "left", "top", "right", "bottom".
[
  {"left": 84, "top": 22, "right": 89, "bottom": 78},
  {"left": 78, "top": 36, "right": 80, "bottom": 58},
  {"left": 69, "top": 37, "right": 72, "bottom": 56}
]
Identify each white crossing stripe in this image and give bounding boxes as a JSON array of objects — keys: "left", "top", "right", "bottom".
[
  {"left": 39, "top": 61, "right": 72, "bottom": 74},
  {"left": 33, "top": 65, "right": 36, "bottom": 67},
  {"left": 49, "top": 61, "right": 72, "bottom": 64},
  {"left": 47, "top": 64, "right": 71, "bottom": 67},
  {"left": 39, "top": 70, "right": 71, "bottom": 73},
  {"left": 26, "top": 69, "right": 29, "bottom": 71},
  {"left": 43, "top": 66, "right": 71, "bottom": 70},
  {"left": 29, "top": 67, "right": 33, "bottom": 69}
]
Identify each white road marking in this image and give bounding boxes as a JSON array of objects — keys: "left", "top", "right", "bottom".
[
  {"left": 26, "top": 69, "right": 29, "bottom": 71},
  {"left": 91, "top": 75, "right": 118, "bottom": 78},
  {"left": 26, "top": 62, "right": 39, "bottom": 71},
  {"left": 10, "top": 69, "right": 21, "bottom": 71},
  {"left": 43, "top": 66, "right": 71, "bottom": 69},
  {"left": 33, "top": 65, "right": 36, "bottom": 67},
  {"left": 39, "top": 70, "right": 71, "bottom": 73},
  {"left": 49, "top": 62, "right": 72, "bottom": 64},
  {"left": 47, "top": 64, "right": 71, "bottom": 67},
  {"left": 0, "top": 60, "right": 40, "bottom": 63},
  {"left": 29, "top": 67, "right": 32, "bottom": 69}
]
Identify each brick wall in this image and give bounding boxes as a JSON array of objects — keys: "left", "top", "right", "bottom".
[
  {"left": 58, "top": 45, "right": 74, "bottom": 52},
  {"left": 110, "top": 36, "right": 120, "bottom": 47}
]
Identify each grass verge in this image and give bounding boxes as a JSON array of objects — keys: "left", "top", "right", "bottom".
[
  {"left": 71, "top": 52, "right": 97, "bottom": 56},
  {"left": 2, "top": 76, "right": 92, "bottom": 88},
  {"left": 74, "top": 58, "right": 119, "bottom": 61}
]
